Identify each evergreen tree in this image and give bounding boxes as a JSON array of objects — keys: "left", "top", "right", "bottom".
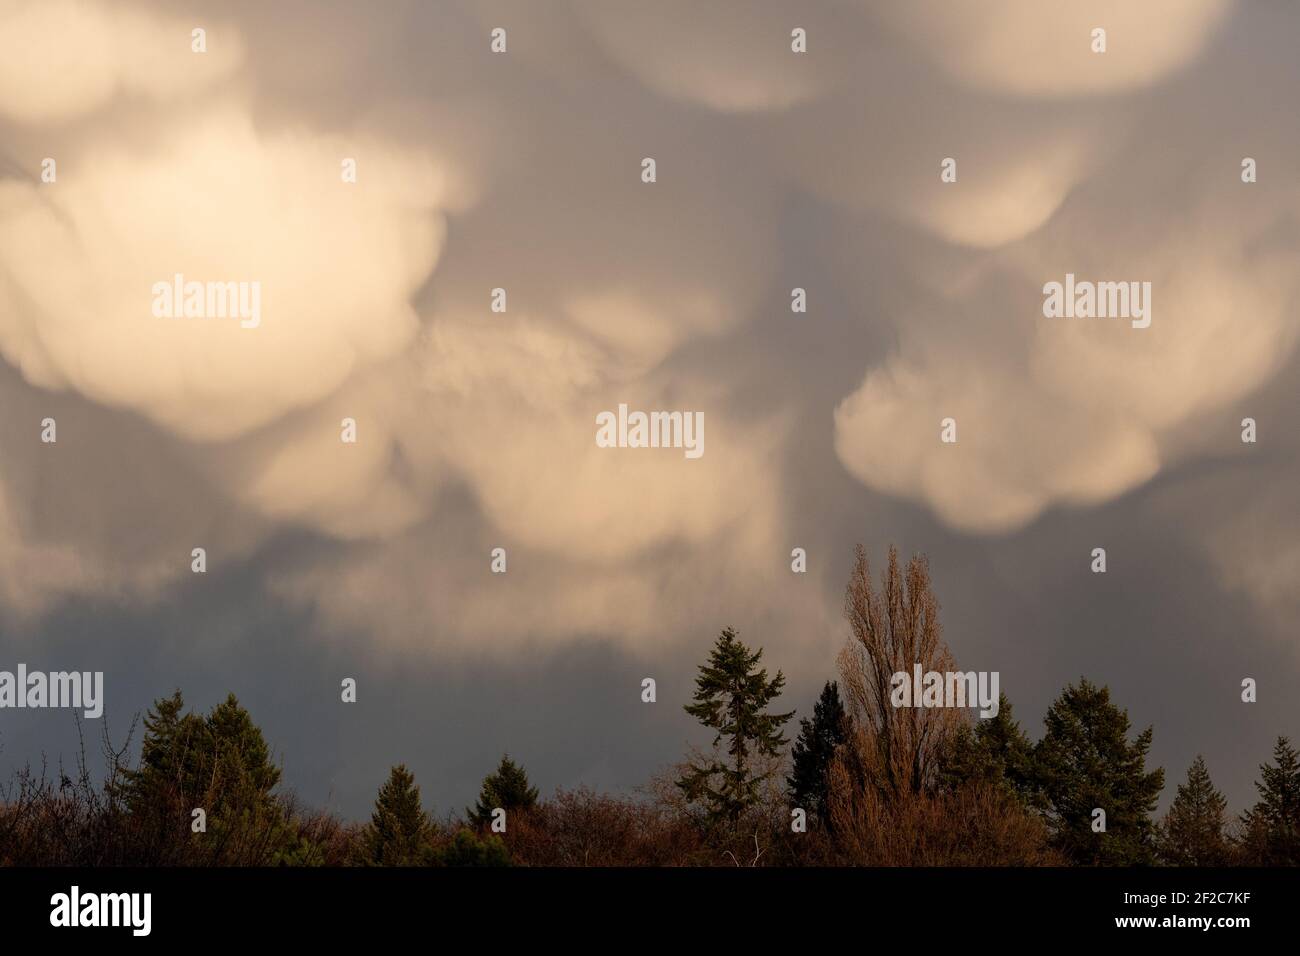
[
  {"left": 787, "top": 681, "right": 848, "bottom": 826},
  {"left": 364, "top": 764, "right": 431, "bottom": 866},
  {"left": 470, "top": 755, "right": 539, "bottom": 826},
  {"left": 677, "top": 627, "right": 793, "bottom": 826},
  {"left": 1033, "top": 679, "right": 1164, "bottom": 865},
  {"left": 940, "top": 694, "right": 1036, "bottom": 804},
  {"left": 1158, "top": 755, "right": 1229, "bottom": 866},
  {"left": 436, "top": 829, "right": 511, "bottom": 867},
  {"left": 1240, "top": 736, "right": 1300, "bottom": 865},
  {"left": 204, "top": 694, "right": 281, "bottom": 815},
  {"left": 129, "top": 690, "right": 188, "bottom": 798},
  {"left": 116, "top": 691, "right": 284, "bottom": 864}
]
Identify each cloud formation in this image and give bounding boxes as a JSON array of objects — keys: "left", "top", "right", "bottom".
[
  {"left": 0, "top": 0, "right": 243, "bottom": 124},
  {"left": 0, "top": 0, "right": 1294, "bottom": 667}
]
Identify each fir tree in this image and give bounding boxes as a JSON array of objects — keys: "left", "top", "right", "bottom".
[
  {"left": 116, "top": 691, "right": 285, "bottom": 864},
  {"left": 470, "top": 755, "right": 539, "bottom": 826},
  {"left": 365, "top": 764, "right": 431, "bottom": 866},
  {"left": 1033, "top": 679, "right": 1164, "bottom": 865},
  {"left": 940, "top": 694, "right": 1035, "bottom": 804},
  {"left": 1240, "top": 736, "right": 1300, "bottom": 865},
  {"left": 787, "top": 681, "right": 848, "bottom": 826},
  {"left": 204, "top": 694, "right": 281, "bottom": 813},
  {"left": 677, "top": 627, "right": 793, "bottom": 826},
  {"left": 1158, "top": 755, "right": 1229, "bottom": 866}
]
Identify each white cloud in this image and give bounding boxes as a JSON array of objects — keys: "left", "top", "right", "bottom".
[
  {"left": 0, "top": 106, "right": 449, "bottom": 441},
  {"left": 0, "top": 0, "right": 244, "bottom": 124},
  {"left": 870, "top": 0, "right": 1234, "bottom": 99}
]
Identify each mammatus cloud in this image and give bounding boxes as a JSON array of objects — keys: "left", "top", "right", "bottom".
[
  {"left": 0, "top": 0, "right": 1294, "bottom": 671},
  {"left": 871, "top": 0, "right": 1235, "bottom": 99},
  {"left": 0, "top": 106, "right": 448, "bottom": 440},
  {"left": 0, "top": 0, "right": 243, "bottom": 124},
  {"left": 571, "top": 0, "right": 853, "bottom": 113},
  {"left": 833, "top": 172, "right": 1300, "bottom": 534}
]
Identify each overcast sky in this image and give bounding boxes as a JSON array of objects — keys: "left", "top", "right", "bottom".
[{"left": 1, "top": 0, "right": 1296, "bottom": 820}]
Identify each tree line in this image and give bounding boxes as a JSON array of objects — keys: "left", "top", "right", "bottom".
[{"left": 1, "top": 544, "right": 1295, "bottom": 866}]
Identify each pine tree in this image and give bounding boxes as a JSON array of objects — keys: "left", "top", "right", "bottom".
[
  {"left": 787, "top": 681, "right": 848, "bottom": 826},
  {"left": 677, "top": 627, "right": 793, "bottom": 826},
  {"left": 1240, "top": 736, "right": 1300, "bottom": 865},
  {"left": 470, "top": 755, "right": 539, "bottom": 826},
  {"left": 365, "top": 764, "right": 431, "bottom": 866},
  {"left": 940, "top": 694, "right": 1035, "bottom": 804},
  {"left": 1033, "top": 678, "right": 1164, "bottom": 865},
  {"left": 1159, "top": 756, "right": 1229, "bottom": 866}
]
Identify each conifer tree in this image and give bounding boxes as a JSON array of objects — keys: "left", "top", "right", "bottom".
[
  {"left": 365, "top": 764, "right": 431, "bottom": 866},
  {"left": 1240, "top": 736, "right": 1300, "bottom": 865},
  {"left": 470, "top": 755, "right": 539, "bottom": 826},
  {"left": 1033, "top": 679, "right": 1164, "bottom": 865},
  {"left": 117, "top": 691, "right": 284, "bottom": 864},
  {"left": 787, "top": 681, "right": 848, "bottom": 826},
  {"left": 1158, "top": 755, "right": 1229, "bottom": 866},
  {"left": 940, "top": 694, "right": 1036, "bottom": 804},
  {"left": 678, "top": 627, "right": 793, "bottom": 825},
  {"left": 436, "top": 830, "right": 511, "bottom": 867}
]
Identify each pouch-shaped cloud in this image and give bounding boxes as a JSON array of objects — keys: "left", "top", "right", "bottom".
[
  {"left": 204, "top": 359, "right": 435, "bottom": 541},
  {"left": 871, "top": 0, "right": 1234, "bottom": 99},
  {"left": 0, "top": 107, "right": 449, "bottom": 441},
  {"left": 834, "top": 348, "right": 1163, "bottom": 534},
  {"left": 0, "top": 0, "right": 243, "bottom": 124},
  {"left": 834, "top": 174, "right": 1300, "bottom": 534},
  {"left": 758, "top": 41, "right": 1130, "bottom": 249},
  {"left": 422, "top": 313, "right": 788, "bottom": 561},
  {"left": 260, "top": 310, "right": 802, "bottom": 656},
  {"left": 572, "top": 0, "right": 853, "bottom": 112}
]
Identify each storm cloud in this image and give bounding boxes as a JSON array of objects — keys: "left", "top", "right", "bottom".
[{"left": 0, "top": 0, "right": 1295, "bottom": 818}]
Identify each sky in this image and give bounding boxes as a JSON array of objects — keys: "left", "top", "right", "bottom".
[{"left": 0, "top": 0, "right": 1296, "bottom": 821}]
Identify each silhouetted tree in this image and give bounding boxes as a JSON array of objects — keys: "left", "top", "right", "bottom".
[
  {"left": 471, "top": 755, "right": 539, "bottom": 826},
  {"left": 1158, "top": 755, "right": 1229, "bottom": 866},
  {"left": 1240, "top": 736, "right": 1300, "bottom": 865},
  {"left": 678, "top": 627, "right": 793, "bottom": 826},
  {"left": 788, "top": 681, "right": 848, "bottom": 826},
  {"left": 1033, "top": 679, "right": 1163, "bottom": 865},
  {"left": 835, "top": 545, "right": 963, "bottom": 801},
  {"left": 363, "top": 764, "right": 430, "bottom": 866}
]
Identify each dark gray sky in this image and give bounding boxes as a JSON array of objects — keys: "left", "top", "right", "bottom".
[{"left": 1, "top": 0, "right": 1296, "bottom": 820}]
